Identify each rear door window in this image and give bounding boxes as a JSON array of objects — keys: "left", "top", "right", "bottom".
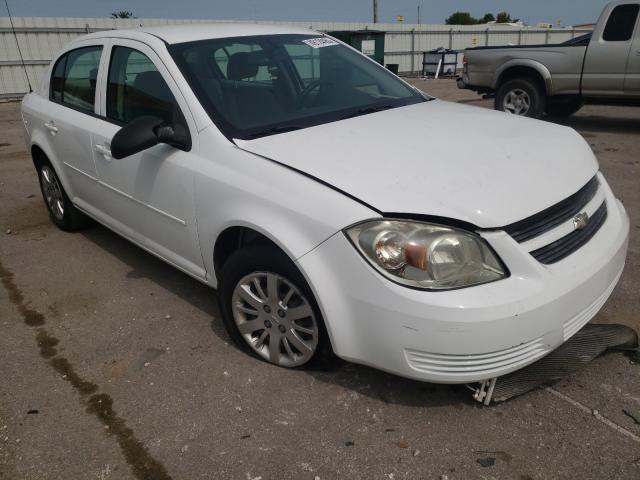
[
  {"left": 50, "top": 46, "right": 102, "bottom": 113},
  {"left": 603, "top": 4, "right": 640, "bottom": 41}
]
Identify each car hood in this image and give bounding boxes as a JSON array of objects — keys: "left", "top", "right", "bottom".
[{"left": 235, "top": 100, "right": 598, "bottom": 228}]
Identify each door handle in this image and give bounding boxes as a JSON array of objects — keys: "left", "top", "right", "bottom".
[
  {"left": 94, "top": 143, "right": 112, "bottom": 159},
  {"left": 44, "top": 121, "right": 58, "bottom": 135}
]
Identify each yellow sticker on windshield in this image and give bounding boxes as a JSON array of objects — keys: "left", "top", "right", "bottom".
[{"left": 302, "top": 37, "right": 339, "bottom": 48}]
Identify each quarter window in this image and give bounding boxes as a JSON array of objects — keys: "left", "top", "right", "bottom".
[
  {"left": 50, "top": 46, "right": 102, "bottom": 113},
  {"left": 603, "top": 4, "right": 640, "bottom": 42},
  {"left": 106, "top": 47, "right": 177, "bottom": 124}
]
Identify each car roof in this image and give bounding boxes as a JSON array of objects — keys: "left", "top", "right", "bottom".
[{"left": 83, "top": 23, "right": 322, "bottom": 45}]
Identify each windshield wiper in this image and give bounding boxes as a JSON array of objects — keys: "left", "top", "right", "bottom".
[
  {"left": 342, "top": 104, "right": 397, "bottom": 120},
  {"left": 243, "top": 125, "right": 304, "bottom": 140}
]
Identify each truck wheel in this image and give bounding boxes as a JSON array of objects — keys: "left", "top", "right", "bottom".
[
  {"left": 495, "top": 78, "right": 545, "bottom": 118},
  {"left": 545, "top": 97, "right": 583, "bottom": 117}
]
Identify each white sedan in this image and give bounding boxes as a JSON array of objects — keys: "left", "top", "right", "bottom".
[{"left": 21, "top": 24, "right": 629, "bottom": 383}]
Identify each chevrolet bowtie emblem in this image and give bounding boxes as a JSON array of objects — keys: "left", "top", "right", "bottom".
[{"left": 573, "top": 212, "right": 590, "bottom": 231}]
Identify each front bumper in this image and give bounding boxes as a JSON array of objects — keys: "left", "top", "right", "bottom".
[{"left": 297, "top": 186, "right": 629, "bottom": 384}]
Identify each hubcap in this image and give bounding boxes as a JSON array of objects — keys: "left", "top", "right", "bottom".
[
  {"left": 231, "top": 272, "right": 318, "bottom": 367},
  {"left": 502, "top": 88, "right": 531, "bottom": 115},
  {"left": 40, "top": 166, "right": 64, "bottom": 220}
]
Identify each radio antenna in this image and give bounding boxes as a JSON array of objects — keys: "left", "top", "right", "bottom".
[{"left": 4, "top": 0, "right": 33, "bottom": 92}]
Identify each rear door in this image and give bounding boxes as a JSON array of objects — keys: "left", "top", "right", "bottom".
[
  {"left": 41, "top": 43, "right": 105, "bottom": 204},
  {"left": 581, "top": 2, "right": 640, "bottom": 96}
]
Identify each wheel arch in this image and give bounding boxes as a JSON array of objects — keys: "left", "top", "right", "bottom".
[
  {"left": 213, "top": 225, "right": 285, "bottom": 279},
  {"left": 31, "top": 143, "right": 48, "bottom": 170},
  {"left": 28, "top": 136, "right": 74, "bottom": 197},
  {"left": 493, "top": 60, "right": 552, "bottom": 95},
  {"left": 209, "top": 218, "right": 330, "bottom": 289}
]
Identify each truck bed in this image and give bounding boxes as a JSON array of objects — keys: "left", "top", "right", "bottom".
[{"left": 462, "top": 44, "right": 588, "bottom": 96}]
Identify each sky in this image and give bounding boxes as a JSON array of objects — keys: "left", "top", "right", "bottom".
[{"left": 3, "top": 1, "right": 611, "bottom": 26}]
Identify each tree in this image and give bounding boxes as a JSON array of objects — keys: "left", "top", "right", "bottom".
[
  {"left": 111, "top": 11, "right": 135, "bottom": 18},
  {"left": 495, "top": 11, "right": 514, "bottom": 23},
  {"left": 445, "top": 12, "right": 478, "bottom": 25},
  {"left": 480, "top": 13, "right": 495, "bottom": 23}
]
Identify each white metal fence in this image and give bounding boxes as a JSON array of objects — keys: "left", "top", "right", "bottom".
[{"left": 0, "top": 16, "right": 591, "bottom": 100}]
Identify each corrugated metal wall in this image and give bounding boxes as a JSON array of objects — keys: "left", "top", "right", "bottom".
[{"left": 0, "top": 16, "right": 590, "bottom": 99}]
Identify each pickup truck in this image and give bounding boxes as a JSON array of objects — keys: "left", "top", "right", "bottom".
[{"left": 457, "top": 0, "right": 640, "bottom": 118}]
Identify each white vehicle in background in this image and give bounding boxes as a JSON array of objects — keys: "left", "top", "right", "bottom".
[{"left": 21, "top": 24, "right": 629, "bottom": 384}]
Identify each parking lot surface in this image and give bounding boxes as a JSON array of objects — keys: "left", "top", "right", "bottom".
[{"left": 1, "top": 79, "right": 639, "bottom": 479}]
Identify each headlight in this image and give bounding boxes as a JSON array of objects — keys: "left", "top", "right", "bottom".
[{"left": 345, "top": 219, "right": 507, "bottom": 290}]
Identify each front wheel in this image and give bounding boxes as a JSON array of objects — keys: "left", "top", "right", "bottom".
[
  {"left": 495, "top": 78, "right": 545, "bottom": 118},
  {"left": 218, "top": 245, "right": 335, "bottom": 369}
]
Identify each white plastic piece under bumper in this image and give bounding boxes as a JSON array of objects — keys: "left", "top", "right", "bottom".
[{"left": 296, "top": 191, "right": 629, "bottom": 384}]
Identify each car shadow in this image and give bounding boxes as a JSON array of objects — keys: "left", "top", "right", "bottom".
[
  {"left": 81, "top": 224, "right": 472, "bottom": 408},
  {"left": 81, "top": 224, "right": 228, "bottom": 342},
  {"left": 307, "top": 363, "right": 472, "bottom": 408},
  {"left": 450, "top": 96, "right": 640, "bottom": 135},
  {"left": 548, "top": 114, "right": 640, "bottom": 136}
]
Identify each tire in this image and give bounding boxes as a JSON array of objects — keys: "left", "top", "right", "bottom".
[
  {"left": 545, "top": 96, "right": 583, "bottom": 117},
  {"left": 495, "top": 77, "right": 546, "bottom": 118},
  {"left": 218, "top": 244, "right": 336, "bottom": 369},
  {"left": 36, "top": 158, "right": 90, "bottom": 231}
]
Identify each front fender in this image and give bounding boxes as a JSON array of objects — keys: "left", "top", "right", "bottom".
[{"left": 193, "top": 137, "right": 377, "bottom": 287}]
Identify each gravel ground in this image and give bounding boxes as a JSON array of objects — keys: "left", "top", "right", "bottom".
[{"left": 1, "top": 79, "right": 639, "bottom": 480}]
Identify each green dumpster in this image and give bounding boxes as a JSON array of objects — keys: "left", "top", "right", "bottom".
[{"left": 327, "top": 30, "right": 386, "bottom": 65}]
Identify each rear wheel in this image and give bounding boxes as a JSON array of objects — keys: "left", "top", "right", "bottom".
[
  {"left": 495, "top": 78, "right": 545, "bottom": 118},
  {"left": 219, "top": 244, "right": 335, "bottom": 369},
  {"left": 545, "top": 96, "right": 583, "bottom": 117},
  {"left": 36, "top": 159, "right": 90, "bottom": 231}
]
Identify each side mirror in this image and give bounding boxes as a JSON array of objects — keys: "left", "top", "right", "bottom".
[{"left": 111, "top": 115, "right": 191, "bottom": 159}]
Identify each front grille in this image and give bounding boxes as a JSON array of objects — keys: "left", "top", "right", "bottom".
[
  {"left": 502, "top": 175, "right": 607, "bottom": 264},
  {"left": 504, "top": 176, "right": 599, "bottom": 243},
  {"left": 530, "top": 201, "right": 607, "bottom": 264}
]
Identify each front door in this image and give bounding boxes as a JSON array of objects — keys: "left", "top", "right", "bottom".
[
  {"left": 624, "top": 4, "right": 640, "bottom": 95},
  {"left": 88, "top": 39, "right": 204, "bottom": 279},
  {"left": 582, "top": 2, "right": 640, "bottom": 96}
]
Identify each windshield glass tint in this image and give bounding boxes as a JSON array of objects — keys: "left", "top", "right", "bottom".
[{"left": 169, "top": 34, "right": 425, "bottom": 139}]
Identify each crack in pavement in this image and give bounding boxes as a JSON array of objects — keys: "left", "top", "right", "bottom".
[
  {"left": 545, "top": 387, "right": 640, "bottom": 443},
  {"left": 0, "top": 259, "right": 173, "bottom": 480}
]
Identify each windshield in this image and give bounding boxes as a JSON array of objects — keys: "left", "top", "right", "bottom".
[{"left": 169, "top": 34, "right": 426, "bottom": 140}]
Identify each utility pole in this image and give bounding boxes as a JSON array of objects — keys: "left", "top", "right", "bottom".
[
  {"left": 417, "top": 2, "right": 421, "bottom": 24},
  {"left": 373, "top": 0, "right": 379, "bottom": 23}
]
